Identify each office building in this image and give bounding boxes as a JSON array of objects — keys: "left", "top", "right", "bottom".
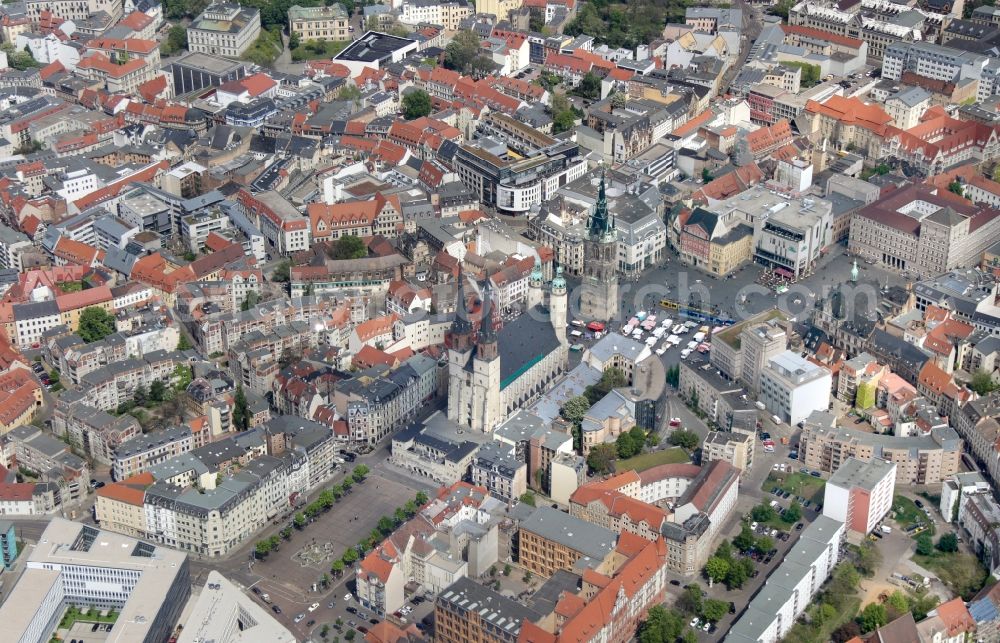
[
  {"left": 822, "top": 457, "right": 896, "bottom": 536},
  {"left": 0, "top": 518, "right": 190, "bottom": 643},
  {"left": 435, "top": 576, "right": 541, "bottom": 643},
  {"left": 741, "top": 320, "right": 788, "bottom": 396},
  {"left": 169, "top": 52, "right": 246, "bottom": 95},
  {"left": 518, "top": 506, "right": 617, "bottom": 578},
  {"left": 188, "top": 3, "right": 261, "bottom": 58},
  {"left": 288, "top": 4, "right": 350, "bottom": 42},
  {"left": 179, "top": 571, "right": 295, "bottom": 642},
  {"left": 759, "top": 350, "right": 832, "bottom": 426}
]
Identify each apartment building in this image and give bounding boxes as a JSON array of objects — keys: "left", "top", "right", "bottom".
[
  {"left": 399, "top": 0, "right": 472, "bottom": 30},
  {"left": 959, "top": 488, "right": 1000, "bottom": 575},
  {"left": 357, "top": 482, "right": 500, "bottom": 617},
  {"left": 188, "top": 3, "right": 261, "bottom": 58},
  {"left": 288, "top": 4, "right": 350, "bottom": 42},
  {"left": 727, "top": 516, "right": 845, "bottom": 643},
  {"left": 470, "top": 441, "right": 526, "bottom": 503},
  {"left": 95, "top": 419, "right": 336, "bottom": 557},
  {"left": 518, "top": 506, "right": 617, "bottom": 578},
  {"left": 6, "top": 425, "right": 89, "bottom": 505},
  {"left": 759, "top": 351, "right": 833, "bottom": 426},
  {"left": 435, "top": 576, "right": 541, "bottom": 643},
  {"left": 822, "top": 457, "right": 896, "bottom": 536},
  {"left": 112, "top": 426, "right": 194, "bottom": 480},
  {"left": 52, "top": 400, "right": 141, "bottom": 466},
  {"left": 702, "top": 430, "right": 755, "bottom": 475},
  {"left": 799, "top": 411, "right": 963, "bottom": 484},
  {"left": 741, "top": 320, "right": 788, "bottom": 395}
]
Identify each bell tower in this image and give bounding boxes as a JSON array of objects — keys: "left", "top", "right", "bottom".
[{"left": 579, "top": 169, "right": 619, "bottom": 322}]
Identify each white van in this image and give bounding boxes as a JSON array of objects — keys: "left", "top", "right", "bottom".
[
  {"left": 680, "top": 348, "right": 692, "bottom": 359},
  {"left": 645, "top": 336, "right": 657, "bottom": 346},
  {"left": 686, "top": 341, "right": 698, "bottom": 350},
  {"left": 771, "top": 414, "right": 782, "bottom": 425}
]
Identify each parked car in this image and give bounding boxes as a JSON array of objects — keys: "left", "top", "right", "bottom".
[
  {"left": 307, "top": 620, "right": 315, "bottom": 627},
  {"left": 346, "top": 607, "right": 357, "bottom": 614},
  {"left": 272, "top": 605, "right": 282, "bottom": 614},
  {"left": 309, "top": 603, "right": 319, "bottom": 612},
  {"left": 294, "top": 613, "right": 305, "bottom": 623}
]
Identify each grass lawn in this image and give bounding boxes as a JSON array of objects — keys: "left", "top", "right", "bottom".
[
  {"left": 913, "top": 552, "right": 989, "bottom": 600},
  {"left": 891, "top": 495, "right": 935, "bottom": 538},
  {"left": 616, "top": 447, "right": 690, "bottom": 472},
  {"left": 59, "top": 606, "right": 118, "bottom": 630},
  {"left": 291, "top": 39, "right": 350, "bottom": 61},
  {"left": 762, "top": 472, "right": 826, "bottom": 504}
]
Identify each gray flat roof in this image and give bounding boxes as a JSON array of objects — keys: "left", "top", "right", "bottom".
[{"left": 520, "top": 506, "right": 616, "bottom": 561}]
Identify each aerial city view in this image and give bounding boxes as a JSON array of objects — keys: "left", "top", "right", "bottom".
[{"left": 2, "top": 0, "right": 1000, "bottom": 641}]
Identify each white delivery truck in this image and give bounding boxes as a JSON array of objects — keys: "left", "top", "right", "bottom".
[
  {"left": 693, "top": 331, "right": 706, "bottom": 343},
  {"left": 680, "top": 348, "right": 692, "bottom": 359}
]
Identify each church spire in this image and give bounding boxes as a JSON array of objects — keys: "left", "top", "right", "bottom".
[
  {"left": 449, "top": 267, "right": 474, "bottom": 350},
  {"left": 588, "top": 168, "right": 613, "bottom": 240}
]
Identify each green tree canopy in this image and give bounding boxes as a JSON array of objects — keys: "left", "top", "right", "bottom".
[
  {"left": 782, "top": 501, "right": 802, "bottom": 524},
  {"left": 701, "top": 599, "right": 728, "bottom": 623},
  {"left": 639, "top": 605, "right": 684, "bottom": 643},
  {"left": 859, "top": 602, "right": 888, "bottom": 633},
  {"left": 971, "top": 370, "right": 999, "bottom": 395},
  {"left": 704, "top": 556, "right": 730, "bottom": 585},
  {"left": 937, "top": 533, "right": 959, "bottom": 553},
  {"left": 733, "top": 524, "right": 755, "bottom": 553},
  {"left": 402, "top": 89, "right": 432, "bottom": 120},
  {"left": 233, "top": 384, "right": 251, "bottom": 431},
  {"left": 587, "top": 443, "right": 617, "bottom": 474},
  {"left": 78, "top": 306, "right": 116, "bottom": 343},
  {"left": 669, "top": 429, "right": 699, "bottom": 450},
  {"left": 916, "top": 532, "right": 934, "bottom": 556},
  {"left": 561, "top": 395, "right": 591, "bottom": 424}
]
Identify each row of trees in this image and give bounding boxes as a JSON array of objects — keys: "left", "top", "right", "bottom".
[
  {"left": 336, "top": 490, "right": 430, "bottom": 571},
  {"left": 255, "top": 465, "right": 372, "bottom": 558},
  {"left": 704, "top": 533, "right": 758, "bottom": 590}
]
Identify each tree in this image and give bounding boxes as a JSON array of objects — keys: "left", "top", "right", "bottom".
[
  {"left": 916, "top": 532, "right": 934, "bottom": 556},
  {"left": 725, "top": 562, "right": 749, "bottom": 589},
  {"left": 587, "top": 443, "right": 617, "bottom": 474},
  {"left": 272, "top": 260, "right": 291, "bottom": 283},
  {"left": 164, "top": 25, "right": 188, "bottom": 54},
  {"left": 173, "top": 364, "right": 193, "bottom": 391},
  {"left": 971, "top": 370, "right": 999, "bottom": 395},
  {"left": 782, "top": 501, "right": 802, "bottom": 524},
  {"left": 342, "top": 477, "right": 353, "bottom": 492},
  {"left": 329, "top": 235, "right": 367, "bottom": 260},
  {"left": 233, "top": 384, "right": 251, "bottom": 431},
  {"left": 149, "top": 380, "right": 167, "bottom": 403},
  {"left": 646, "top": 432, "right": 660, "bottom": 447},
  {"left": 133, "top": 383, "right": 149, "bottom": 407},
  {"left": 755, "top": 535, "right": 774, "bottom": 553},
  {"left": 402, "top": 89, "right": 432, "bottom": 120},
  {"left": 782, "top": 61, "right": 821, "bottom": 87},
  {"left": 342, "top": 548, "right": 358, "bottom": 564},
  {"left": 78, "top": 306, "right": 116, "bottom": 343},
  {"left": 339, "top": 83, "right": 362, "bottom": 101},
  {"left": 701, "top": 167, "right": 713, "bottom": 183},
  {"left": 751, "top": 503, "right": 776, "bottom": 523},
  {"left": 639, "top": 605, "right": 683, "bottom": 643},
  {"left": 733, "top": 524, "right": 755, "bottom": 553},
  {"left": 416, "top": 491, "right": 429, "bottom": 505},
  {"left": 403, "top": 500, "right": 418, "bottom": 517},
  {"left": 886, "top": 590, "right": 908, "bottom": 616},
  {"left": 294, "top": 512, "right": 307, "bottom": 529},
  {"left": 177, "top": 333, "right": 193, "bottom": 351},
  {"left": 666, "top": 364, "right": 680, "bottom": 387},
  {"left": 937, "top": 533, "right": 959, "bottom": 553},
  {"left": 519, "top": 490, "right": 537, "bottom": 506},
  {"left": 553, "top": 110, "right": 576, "bottom": 134},
  {"left": 575, "top": 72, "right": 601, "bottom": 100},
  {"left": 704, "top": 556, "right": 730, "bottom": 586},
  {"left": 377, "top": 516, "right": 395, "bottom": 535},
  {"left": 561, "top": 395, "right": 591, "bottom": 424},
  {"left": 240, "top": 291, "right": 259, "bottom": 311},
  {"left": 857, "top": 541, "right": 883, "bottom": 577},
  {"left": 352, "top": 464, "right": 369, "bottom": 482},
  {"left": 832, "top": 621, "right": 862, "bottom": 643},
  {"left": 859, "top": 602, "right": 888, "bottom": 633},
  {"left": 48, "top": 369, "right": 60, "bottom": 385},
  {"left": 616, "top": 432, "right": 640, "bottom": 458},
  {"left": 701, "top": 599, "right": 728, "bottom": 624},
  {"left": 678, "top": 583, "right": 703, "bottom": 615},
  {"left": 445, "top": 30, "right": 483, "bottom": 73},
  {"left": 288, "top": 31, "right": 300, "bottom": 50},
  {"left": 255, "top": 540, "right": 272, "bottom": 558},
  {"left": 331, "top": 559, "right": 345, "bottom": 575},
  {"left": 669, "top": 430, "right": 699, "bottom": 450},
  {"left": 948, "top": 181, "right": 965, "bottom": 197}
]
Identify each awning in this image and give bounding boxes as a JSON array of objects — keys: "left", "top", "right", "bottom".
[{"left": 775, "top": 267, "right": 794, "bottom": 278}]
